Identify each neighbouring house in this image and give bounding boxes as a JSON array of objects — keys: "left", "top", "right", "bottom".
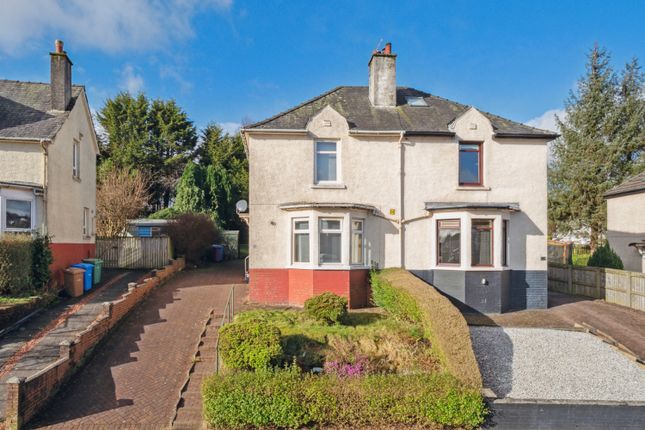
[
  {"left": 605, "top": 171, "right": 645, "bottom": 272},
  {"left": 242, "top": 43, "right": 557, "bottom": 313},
  {"left": 0, "top": 40, "right": 99, "bottom": 286}
]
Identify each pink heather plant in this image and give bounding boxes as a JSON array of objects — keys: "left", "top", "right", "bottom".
[{"left": 323, "top": 357, "right": 368, "bottom": 377}]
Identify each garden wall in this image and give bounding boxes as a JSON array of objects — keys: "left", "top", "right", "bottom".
[{"left": 2, "top": 257, "right": 185, "bottom": 429}]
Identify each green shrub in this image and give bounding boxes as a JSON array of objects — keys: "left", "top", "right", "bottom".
[
  {"left": 370, "top": 269, "right": 482, "bottom": 388},
  {"left": 587, "top": 243, "right": 624, "bottom": 269},
  {"left": 304, "top": 292, "right": 348, "bottom": 325},
  {"left": 0, "top": 234, "right": 33, "bottom": 295},
  {"left": 218, "top": 320, "right": 283, "bottom": 371},
  {"left": 31, "top": 234, "right": 52, "bottom": 290},
  {"left": 202, "top": 368, "right": 486, "bottom": 429},
  {"left": 166, "top": 212, "right": 221, "bottom": 264},
  {"left": 370, "top": 270, "right": 423, "bottom": 323}
]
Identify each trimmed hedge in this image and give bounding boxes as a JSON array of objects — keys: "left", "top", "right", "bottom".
[
  {"left": 218, "top": 319, "right": 283, "bottom": 371},
  {"left": 202, "top": 367, "right": 486, "bottom": 429},
  {"left": 0, "top": 234, "right": 33, "bottom": 295},
  {"left": 371, "top": 269, "right": 482, "bottom": 388},
  {"left": 588, "top": 243, "right": 624, "bottom": 269},
  {"left": 304, "top": 292, "right": 348, "bottom": 325}
]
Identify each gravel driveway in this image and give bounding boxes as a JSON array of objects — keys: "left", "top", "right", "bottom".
[{"left": 470, "top": 326, "right": 645, "bottom": 402}]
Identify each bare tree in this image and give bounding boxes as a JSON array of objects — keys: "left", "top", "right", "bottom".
[{"left": 96, "top": 169, "right": 150, "bottom": 237}]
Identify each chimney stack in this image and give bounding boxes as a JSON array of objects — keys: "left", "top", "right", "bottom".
[
  {"left": 368, "top": 42, "right": 396, "bottom": 107},
  {"left": 50, "top": 39, "right": 73, "bottom": 111}
]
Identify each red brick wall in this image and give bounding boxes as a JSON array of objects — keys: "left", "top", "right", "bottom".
[
  {"left": 248, "top": 268, "right": 369, "bottom": 308},
  {"left": 5, "top": 258, "right": 185, "bottom": 427},
  {"left": 49, "top": 243, "right": 96, "bottom": 288}
]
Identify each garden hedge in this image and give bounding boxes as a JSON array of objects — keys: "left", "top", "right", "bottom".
[
  {"left": 0, "top": 234, "right": 33, "bottom": 295},
  {"left": 202, "top": 367, "right": 486, "bottom": 429},
  {"left": 371, "top": 269, "right": 482, "bottom": 387}
]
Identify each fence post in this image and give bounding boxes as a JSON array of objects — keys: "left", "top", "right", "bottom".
[
  {"left": 567, "top": 264, "right": 573, "bottom": 294},
  {"left": 627, "top": 272, "right": 633, "bottom": 308}
]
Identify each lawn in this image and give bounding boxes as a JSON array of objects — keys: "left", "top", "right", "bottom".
[{"left": 0, "top": 296, "right": 36, "bottom": 305}]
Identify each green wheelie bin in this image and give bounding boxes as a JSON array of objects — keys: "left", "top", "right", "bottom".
[{"left": 82, "top": 258, "right": 104, "bottom": 284}]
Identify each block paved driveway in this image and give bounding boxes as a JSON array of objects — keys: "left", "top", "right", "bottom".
[{"left": 28, "top": 260, "right": 247, "bottom": 430}]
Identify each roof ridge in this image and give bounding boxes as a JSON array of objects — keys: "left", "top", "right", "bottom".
[
  {"left": 245, "top": 86, "right": 346, "bottom": 129},
  {"left": 0, "top": 78, "right": 84, "bottom": 89}
]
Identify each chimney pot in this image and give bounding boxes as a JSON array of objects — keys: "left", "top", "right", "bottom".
[
  {"left": 383, "top": 42, "right": 392, "bottom": 55},
  {"left": 55, "top": 39, "right": 64, "bottom": 53}
]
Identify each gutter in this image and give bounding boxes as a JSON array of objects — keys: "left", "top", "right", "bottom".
[{"left": 241, "top": 128, "right": 308, "bottom": 135}]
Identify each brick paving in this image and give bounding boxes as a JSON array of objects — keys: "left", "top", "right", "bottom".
[{"left": 28, "top": 261, "right": 247, "bottom": 430}]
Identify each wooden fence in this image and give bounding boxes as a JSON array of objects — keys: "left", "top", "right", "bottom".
[
  {"left": 548, "top": 262, "right": 645, "bottom": 312},
  {"left": 96, "top": 236, "right": 173, "bottom": 269}
]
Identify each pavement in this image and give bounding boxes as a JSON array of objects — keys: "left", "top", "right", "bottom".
[
  {"left": 0, "top": 269, "right": 147, "bottom": 416},
  {"left": 464, "top": 291, "right": 645, "bottom": 358},
  {"left": 28, "top": 260, "right": 247, "bottom": 430}
]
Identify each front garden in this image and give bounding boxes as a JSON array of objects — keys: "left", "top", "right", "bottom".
[{"left": 202, "top": 270, "right": 486, "bottom": 429}]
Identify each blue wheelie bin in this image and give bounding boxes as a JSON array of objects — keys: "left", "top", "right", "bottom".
[{"left": 71, "top": 263, "right": 94, "bottom": 292}]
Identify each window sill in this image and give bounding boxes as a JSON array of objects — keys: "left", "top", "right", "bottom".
[
  {"left": 311, "top": 183, "right": 347, "bottom": 190},
  {"left": 456, "top": 186, "right": 490, "bottom": 191},
  {"left": 73, "top": 176, "right": 81, "bottom": 183},
  {"left": 288, "top": 264, "right": 368, "bottom": 271}
]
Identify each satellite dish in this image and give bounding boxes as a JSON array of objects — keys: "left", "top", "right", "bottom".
[{"left": 235, "top": 200, "right": 248, "bottom": 213}]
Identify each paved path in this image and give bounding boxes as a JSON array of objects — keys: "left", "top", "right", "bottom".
[
  {"left": 464, "top": 291, "right": 645, "bottom": 358},
  {"left": 0, "top": 270, "right": 146, "bottom": 415},
  {"left": 28, "top": 261, "right": 246, "bottom": 430}
]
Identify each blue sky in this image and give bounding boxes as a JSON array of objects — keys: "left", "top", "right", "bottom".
[{"left": 1, "top": 0, "right": 644, "bottom": 134}]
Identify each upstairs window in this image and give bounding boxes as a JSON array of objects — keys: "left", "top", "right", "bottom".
[
  {"left": 72, "top": 139, "right": 80, "bottom": 179},
  {"left": 319, "top": 218, "right": 342, "bottom": 263},
  {"left": 5, "top": 199, "right": 32, "bottom": 230},
  {"left": 459, "top": 142, "right": 482, "bottom": 186},
  {"left": 437, "top": 219, "right": 461, "bottom": 265},
  {"left": 292, "top": 219, "right": 310, "bottom": 263},
  {"left": 472, "top": 219, "right": 494, "bottom": 266},
  {"left": 315, "top": 141, "right": 338, "bottom": 183}
]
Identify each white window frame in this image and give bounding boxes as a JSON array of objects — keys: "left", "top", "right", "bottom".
[
  {"left": 291, "top": 218, "right": 311, "bottom": 265},
  {"left": 83, "top": 207, "right": 90, "bottom": 238},
  {"left": 318, "top": 217, "right": 343, "bottom": 264},
  {"left": 72, "top": 139, "right": 80, "bottom": 179},
  {"left": 314, "top": 140, "right": 340, "bottom": 184},
  {"left": 3, "top": 197, "right": 35, "bottom": 232},
  {"left": 350, "top": 218, "right": 365, "bottom": 265}
]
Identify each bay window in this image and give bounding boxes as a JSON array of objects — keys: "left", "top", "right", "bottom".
[
  {"left": 351, "top": 219, "right": 364, "bottom": 265},
  {"left": 502, "top": 220, "right": 509, "bottom": 266},
  {"left": 319, "top": 218, "right": 342, "bottom": 263},
  {"left": 315, "top": 141, "right": 338, "bottom": 183},
  {"left": 292, "top": 219, "right": 310, "bottom": 263},
  {"left": 437, "top": 219, "right": 461, "bottom": 265},
  {"left": 472, "top": 219, "right": 493, "bottom": 266}
]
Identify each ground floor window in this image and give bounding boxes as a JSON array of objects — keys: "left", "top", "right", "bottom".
[
  {"left": 351, "top": 219, "right": 364, "bottom": 265},
  {"left": 5, "top": 199, "right": 32, "bottom": 230},
  {"left": 437, "top": 219, "right": 461, "bottom": 265},
  {"left": 83, "top": 207, "right": 90, "bottom": 238},
  {"left": 319, "top": 218, "right": 342, "bottom": 263},
  {"left": 502, "top": 220, "right": 509, "bottom": 266},
  {"left": 292, "top": 219, "right": 310, "bottom": 263},
  {"left": 472, "top": 219, "right": 494, "bottom": 266}
]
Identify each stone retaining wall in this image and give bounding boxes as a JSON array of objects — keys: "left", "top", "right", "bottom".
[{"left": 2, "top": 257, "right": 185, "bottom": 429}]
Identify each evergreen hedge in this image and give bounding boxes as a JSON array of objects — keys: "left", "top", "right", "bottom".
[
  {"left": 0, "top": 234, "right": 52, "bottom": 296},
  {"left": 587, "top": 243, "right": 624, "bottom": 270}
]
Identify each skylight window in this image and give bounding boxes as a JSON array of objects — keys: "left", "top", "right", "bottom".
[{"left": 405, "top": 96, "right": 427, "bottom": 106}]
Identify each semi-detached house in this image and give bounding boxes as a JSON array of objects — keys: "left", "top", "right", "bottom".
[
  {"left": 0, "top": 41, "right": 98, "bottom": 286},
  {"left": 242, "top": 43, "right": 558, "bottom": 313}
]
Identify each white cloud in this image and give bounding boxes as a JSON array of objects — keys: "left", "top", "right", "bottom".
[
  {"left": 220, "top": 122, "right": 241, "bottom": 135},
  {"left": 0, "top": 0, "right": 233, "bottom": 55},
  {"left": 119, "top": 65, "right": 144, "bottom": 93},
  {"left": 525, "top": 108, "right": 566, "bottom": 133}
]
